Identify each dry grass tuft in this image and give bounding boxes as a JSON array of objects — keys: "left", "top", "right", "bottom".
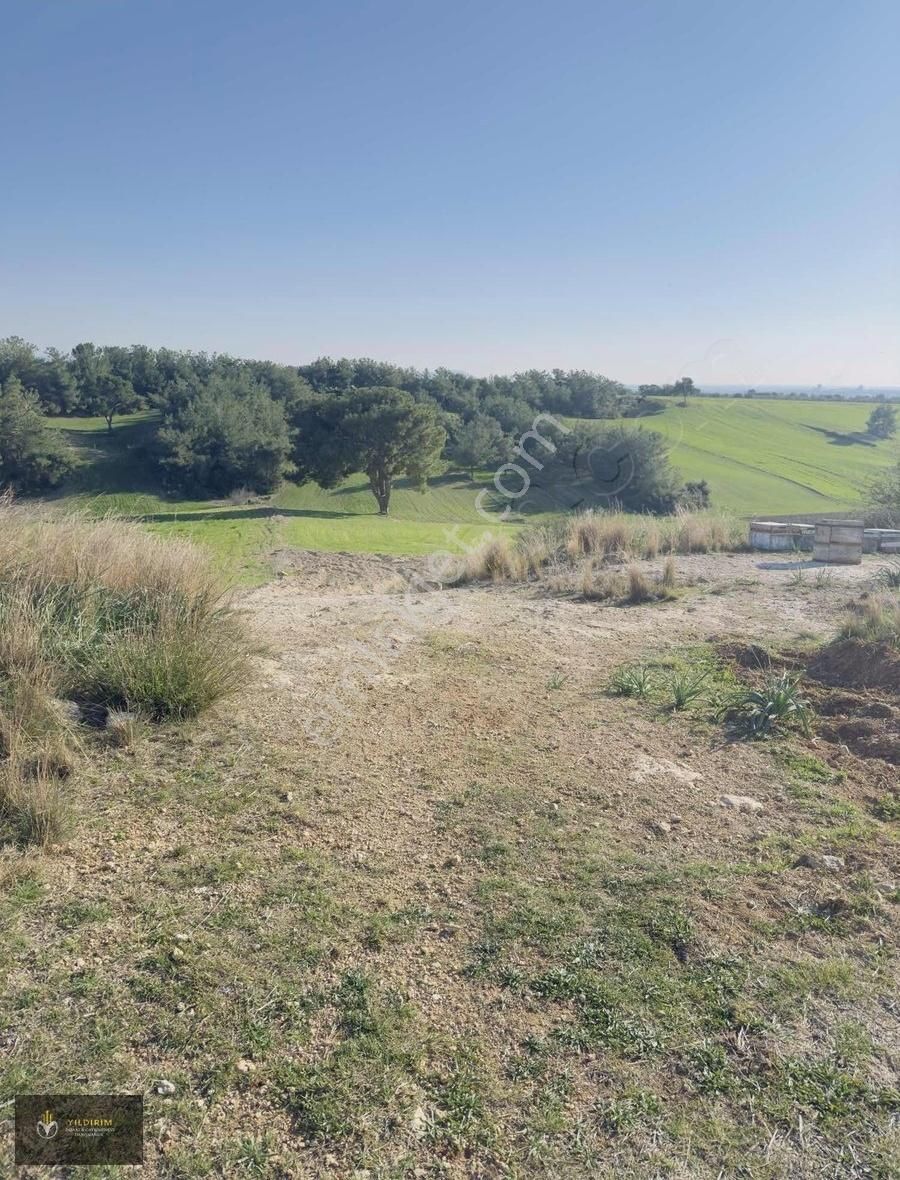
[
  {"left": 840, "top": 593, "right": 900, "bottom": 648},
  {"left": 0, "top": 496, "right": 252, "bottom": 844},
  {"left": 626, "top": 566, "right": 654, "bottom": 604},
  {"left": 458, "top": 536, "right": 523, "bottom": 583}
]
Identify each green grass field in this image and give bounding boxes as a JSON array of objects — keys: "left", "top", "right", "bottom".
[
  {"left": 44, "top": 398, "right": 899, "bottom": 577},
  {"left": 606, "top": 397, "right": 898, "bottom": 515}
]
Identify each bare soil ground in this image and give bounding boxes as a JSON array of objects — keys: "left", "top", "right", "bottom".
[{"left": 3, "top": 553, "right": 898, "bottom": 1178}]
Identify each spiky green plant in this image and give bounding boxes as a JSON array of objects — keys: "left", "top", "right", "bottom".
[{"left": 724, "top": 673, "right": 814, "bottom": 739}]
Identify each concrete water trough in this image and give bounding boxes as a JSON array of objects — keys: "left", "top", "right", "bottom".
[
  {"left": 813, "top": 519, "right": 864, "bottom": 565},
  {"left": 748, "top": 521, "right": 815, "bottom": 552}
]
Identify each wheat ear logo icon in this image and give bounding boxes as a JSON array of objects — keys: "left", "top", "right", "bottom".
[{"left": 36, "top": 1109, "right": 58, "bottom": 1139}]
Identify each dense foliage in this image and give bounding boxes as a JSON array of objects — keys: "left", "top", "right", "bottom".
[
  {"left": 867, "top": 460, "right": 900, "bottom": 526},
  {"left": 543, "top": 423, "right": 688, "bottom": 513},
  {"left": 867, "top": 403, "right": 897, "bottom": 439},
  {"left": 156, "top": 372, "right": 294, "bottom": 496},
  {"left": 292, "top": 387, "right": 446, "bottom": 514},
  {"left": 0, "top": 378, "right": 76, "bottom": 493}
]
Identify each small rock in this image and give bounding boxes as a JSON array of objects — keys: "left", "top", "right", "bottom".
[
  {"left": 669, "top": 814, "right": 682, "bottom": 824},
  {"left": 648, "top": 820, "right": 671, "bottom": 836},
  {"left": 796, "top": 853, "right": 845, "bottom": 873},
  {"left": 280, "top": 791, "right": 294, "bottom": 803},
  {"left": 154, "top": 1080, "right": 177, "bottom": 1096},
  {"left": 409, "top": 1104, "right": 429, "bottom": 1139},
  {"left": 50, "top": 698, "right": 82, "bottom": 725},
  {"left": 236, "top": 1058, "right": 256, "bottom": 1074},
  {"left": 719, "top": 794, "right": 764, "bottom": 814}
]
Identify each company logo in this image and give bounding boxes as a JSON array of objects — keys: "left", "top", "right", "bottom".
[
  {"left": 36, "top": 1110, "right": 58, "bottom": 1139},
  {"left": 15, "top": 1094, "right": 143, "bottom": 1165}
]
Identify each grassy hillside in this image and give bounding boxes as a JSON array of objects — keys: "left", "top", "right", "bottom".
[
  {"left": 44, "top": 398, "right": 899, "bottom": 576},
  {"left": 604, "top": 397, "right": 898, "bottom": 515},
  {"left": 46, "top": 416, "right": 516, "bottom": 580}
]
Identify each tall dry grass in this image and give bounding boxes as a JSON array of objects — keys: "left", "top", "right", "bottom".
[
  {"left": 457, "top": 508, "right": 742, "bottom": 585},
  {"left": 0, "top": 496, "right": 251, "bottom": 845}
]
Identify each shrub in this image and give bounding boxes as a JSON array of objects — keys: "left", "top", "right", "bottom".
[
  {"left": 875, "top": 561, "right": 900, "bottom": 590},
  {"left": 679, "top": 480, "right": 711, "bottom": 510},
  {"left": 722, "top": 673, "right": 814, "bottom": 739},
  {"left": 626, "top": 567, "right": 654, "bottom": 604},
  {"left": 458, "top": 536, "right": 523, "bottom": 582},
  {"left": 552, "top": 424, "right": 685, "bottom": 513},
  {"left": 867, "top": 403, "right": 897, "bottom": 439},
  {"left": 866, "top": 461, "right": 900, "bottom": 527},
  {"left": 576, "top": 565, "right": 621, "bottom": 601},
  {"left": 872, "top": 793, "right": 900, "bottom": 821},
  {"left": 567, "top": 515, "right": 631, "bottom": 559},
  {"left": 516, "top": 523, "right": 565, "bottom": 575},
  {"left": 455, "top": 510, "right": 740, "bottom": 589}
]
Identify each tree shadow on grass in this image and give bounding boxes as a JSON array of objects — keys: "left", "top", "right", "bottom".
[
  {"left": 804, "top": 425, "right": 876, "bottom": 447},
  {"left": 134, "top": 507, "right": 357, "bottom": 524},
  {"left": 328, "top": 471, "right": 478, "bottom": 496}
]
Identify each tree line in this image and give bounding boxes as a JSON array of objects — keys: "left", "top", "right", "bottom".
[
  {"left": 5, "top": 336, "right": 892, "bottom": 516},
  {"left": 0, "top": 337, "right": 711, "bottom": 513}
]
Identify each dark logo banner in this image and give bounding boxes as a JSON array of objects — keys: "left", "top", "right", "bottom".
[{"left": 15, "top": 1094, "right": 143, "bottom": 1165}]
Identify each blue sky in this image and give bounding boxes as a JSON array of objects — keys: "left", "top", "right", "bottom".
[{"left": 2, "top": 0, "right": 898, "bottom": 384}]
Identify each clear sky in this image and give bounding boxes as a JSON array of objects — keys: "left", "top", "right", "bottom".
[{"left": 2, "top": 0, "right": 898, "bottom": 385}]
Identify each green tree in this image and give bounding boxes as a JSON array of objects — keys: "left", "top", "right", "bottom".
[
  {"left": 0, "top": 377, "right": 76, "bottom": 492},
  {"left": 156, "top": 373, "right": 293, "bottom": 495},
  {"left": 542, "top": 424, "right": 684, "bottom": 513},
  {"left": 867, "top": 460, "right": 900, "bottom": 526},
  {"left": 70, "top": 342, "right": 141, "bottom": 428},
  {"left": 0, "top": 336, "right": 39, "bottom": 387},
  {"left": 292, "top": 387, "right": 446, "bottom": 515},
  {"left": 93, "top": 374, "right": 142, "bottom": 432},
  {"left": 674, "top": 377, "right": 695, "bottom": 407},
  {"left": 447, "top": 415, "right": 506, "bottom": 478},
  {"left": 867, "top": 403, "right": 897, "bottom": 439}
]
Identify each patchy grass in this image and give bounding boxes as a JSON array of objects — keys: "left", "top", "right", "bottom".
[
  {"left": 2, "top": 546, "right": 898, "bottom": 1176},
  {"left": 608, "top": 644, "right": 738, "bottom": 717}
]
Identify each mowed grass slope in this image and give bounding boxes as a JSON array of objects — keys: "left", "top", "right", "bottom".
[{"left": 603, "top": 397, "right": 899, "bottom": 515}]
